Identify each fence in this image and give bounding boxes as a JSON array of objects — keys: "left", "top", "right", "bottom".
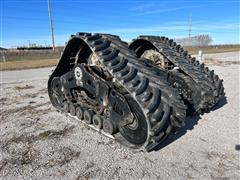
[{"left": 0, "top": 47, "right": 63, "bottom": 62}]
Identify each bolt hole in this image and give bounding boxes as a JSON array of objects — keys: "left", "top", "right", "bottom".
[
  {"left": 87, "top": 80, "right": 92, "bottom": 85},
  {"left": 111, "top": 91, "right": 116, "bottom": 96}
]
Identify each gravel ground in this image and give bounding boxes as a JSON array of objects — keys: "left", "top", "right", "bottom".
[{"left": 0, "top": 52, "right": 239, "bottom": 179}]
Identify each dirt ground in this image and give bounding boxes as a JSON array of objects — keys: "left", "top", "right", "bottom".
[{"left": 0, "top": 52, "right": 239, "bottom": 179}]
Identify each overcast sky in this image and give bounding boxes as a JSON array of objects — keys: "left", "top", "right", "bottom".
[{"left": 1, "top": 0, "right": 239, "bottom": 48}]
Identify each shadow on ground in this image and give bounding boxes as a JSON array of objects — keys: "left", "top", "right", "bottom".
[
  {"left": 211, "top": 96, "right": 227, "bottom": 111},
  {"left": 154, "top": 96, "right": 227, "bottom": 151}
]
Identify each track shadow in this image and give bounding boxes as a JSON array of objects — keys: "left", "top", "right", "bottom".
[
  {"left": 154, "top": 114, "right": 201, "bottom": 151},
  {"left": 210, "top": 96, "right": 227, "bottom": 112},
  {"left": 154, "top": 96, "right": 228, "bottom": 151}
]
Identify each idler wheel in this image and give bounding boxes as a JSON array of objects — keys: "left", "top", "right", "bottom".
[
  {"left": 76, "top": 106, "right": 84, "bottom": 120},
  {"left": 69, "top": 103, "right": 76, "bottom": 116},
  {"left": 63, "top": 101, "right": 69, "bottom": 113},
  {"left": 118, "top": 95, "right": 148, "bottom": 146},
  {"left": 51, "top": 77, "right": 61, "bottom": 93},
  {"left": 83, "top": 109, "right": 94, "bottom": 124},
  {"left": 92, "top": 114, "right": 103, "bottom": 130},
  {"left": 103, "top": 119, "right": 116, "bottom": 135}
]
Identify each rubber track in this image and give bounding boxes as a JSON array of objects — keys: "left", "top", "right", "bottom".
[
  {"left": 51, "top": 33, "right": 187, "bottom": 151},
  {"left": 130, "top": 36, "right": 225, "bottom": 112}
]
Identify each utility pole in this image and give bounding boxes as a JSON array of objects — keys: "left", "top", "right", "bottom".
[
  {"left": 47, "top": 0, "right": 55, "bottom": 51},
  {"left": 188, "top": 11, "right": 192, "bottom": 38}
]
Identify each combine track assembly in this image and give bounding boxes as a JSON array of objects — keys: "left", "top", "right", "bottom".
[
  {"left": 129, "top": 36, "right": 225, "bottom": 113},
  {"left": 48, "top": 33, "right": 186, "bottom": 151}
]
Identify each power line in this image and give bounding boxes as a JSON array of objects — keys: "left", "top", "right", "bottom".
[{"left": 1, "top": 16, "right": 114, "bottom": 26}]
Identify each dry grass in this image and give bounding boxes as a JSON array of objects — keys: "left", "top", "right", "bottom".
[
  {"left": 0, "top": 59, "right": 57, "bottom": 71},
  {"left": 185, "top": 46, "right": 240, "bottom": 55}
]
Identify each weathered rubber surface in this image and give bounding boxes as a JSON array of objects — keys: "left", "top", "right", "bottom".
[
  {"left": 48, "top": 33, "right": 186, "bottom": 151},
  {"left": 129, "top": 36, "right": 225, "bottom": 113}
]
